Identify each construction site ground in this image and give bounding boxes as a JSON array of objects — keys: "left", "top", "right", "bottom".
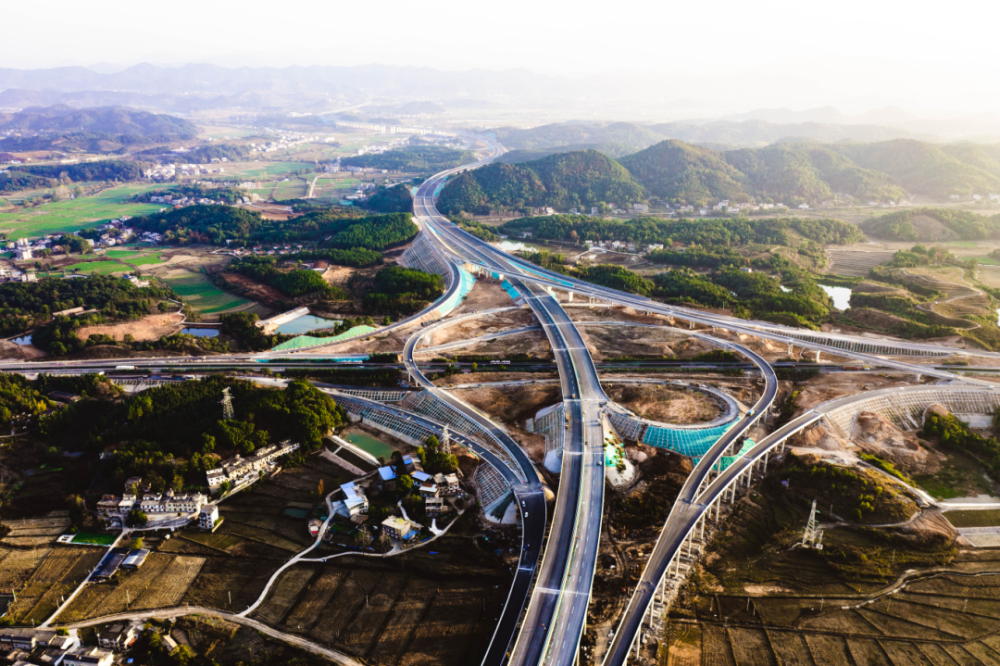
[
  {"left": 448, "top": 382, "right": 559, "bottom": 465},
  {"left": 422, "top": 307, "right": 537, "bottom": 348},
  {"left": 419, "top": 329, "right": 552, "bottom": 360},
  {"left": 603, "top": 384, "right": 723, "bottom": 425},
  {"left": 76, "top": 312, "right": 185, "bottom": 342}
]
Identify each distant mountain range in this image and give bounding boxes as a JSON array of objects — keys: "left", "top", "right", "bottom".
[
  {"left": 0, "top": 105, "right": 196, "bottom": 136},
  {"left": 493, "top": 120, "right": 938, "bottom": 154}
]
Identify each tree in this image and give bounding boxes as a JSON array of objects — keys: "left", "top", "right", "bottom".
[
  {"left": 378, "top": 530, "right": 391, "bottom": 555},
  {"left": 397, "top": 474, "right": 414, "bottom": 495},
  {"left": 357, "top": 525, "right": 372, "bottom": 550},
  {"left": 130, "top": 536, "right": 144, "bottom": 550},
  {"left": 383, "top": 315, "right": 391, "bottom": 326},
  {"left": 126, "top": 509, "right": 148, "bottom": 527},
  {"left": 219, "top": 481, "right": 231, "bottom": 495},
  {"left": 66, "top": 494, "right": 86, "bottom": 527}
]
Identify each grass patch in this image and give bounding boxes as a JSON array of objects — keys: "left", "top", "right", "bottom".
[
  {"left": 164, "top": 273, "right": 250, "bottom": 313},
  {"left": 860, "top": 453, "right": 915, "bottom": 485},
  {"left": 913, "top": 445, "right": 995, "bottom": 500},
  {"left": 71, "top": 532, "right": 117, "bottom": 546},
  {"left": 105, "top": 250, "right": 140, "bottom": 259},
  {"left": 62, "top": 261, "right": 129, "bottom": 275},
  {"left": 942, "top": 509, "right": 1000, "bottom": 528}
]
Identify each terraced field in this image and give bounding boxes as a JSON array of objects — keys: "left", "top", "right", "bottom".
[
  {"left": 826, "top": 249, "right": 895, "bottom": 277},
  {"left": 162, "top": 272, "right": 253, "bottom": 314}
]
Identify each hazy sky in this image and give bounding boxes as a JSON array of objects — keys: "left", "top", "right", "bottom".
[
  {"left": 2, "top": 0, "right": 992, "bottom": 74},
  {"left": 3, "top": 0, "right": 998, "bottom": 115}
]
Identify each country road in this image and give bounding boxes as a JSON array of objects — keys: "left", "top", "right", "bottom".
[{"left": 58, "top": 605, "right": 362, "bottom": 665}]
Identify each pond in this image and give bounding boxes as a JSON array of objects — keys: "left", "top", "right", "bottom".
[
  {"left": 275, "top": 314, "right": 341, "bottom": 335},
  {"left": 181, "top": 327, "right": 219, "bottom": 338},
  {"left": 282, "top": 507, "right": 310, "bottom": 519},
  {"left": 344, "top": 432, "right": 397, "bottom": 461},
  {"left": 819, "top": 284, "right": 852, "bottom": 311},
  {"left": 11, "top": 334, "right": 31, "bottom": 345}
]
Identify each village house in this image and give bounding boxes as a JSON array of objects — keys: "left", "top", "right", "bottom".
[
  {"left": 205, "top": 441, "right": 300, "bottom": 491},
  {"left": 382, "top": 515, "right": 415, "bottom": 541}
]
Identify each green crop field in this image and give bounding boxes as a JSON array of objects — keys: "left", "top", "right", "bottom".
[
  {"left": 62, "top": 261, "right": 130, "bottom": 275},
  {"left": 105, "top": 250, "right": 140, "bottom": 259},
  {"left": 71, "top": 532, "right": 117, "bottom": 546},
  {"left": 126, "top": 255, "right": 167, "bottom": 266},
  {"left": 164, "top": 273, "right": 250, "bottom": 313},
  {"left": 0, "top": 184, "right": 162, "bottom": 240},
  {"left": 230, "top": 162, "right": 314, "bottom": 178}
]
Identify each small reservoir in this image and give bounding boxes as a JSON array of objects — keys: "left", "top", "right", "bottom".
[
  {"left": 276, "top": 314, "right": 341, "bottom": 335},
  {"left": 343, "top": 432, "right": 396, "bottom": 461},
  {"left": 819, "top": 284, "right": 852, "bottom": 311},
  {"left": 181, "top": 327, "right": 219, "bottom": 338}
]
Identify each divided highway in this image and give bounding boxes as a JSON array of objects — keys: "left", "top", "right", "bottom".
[{"left": 413, "top": 156, "right": 609, "bottom": 665}]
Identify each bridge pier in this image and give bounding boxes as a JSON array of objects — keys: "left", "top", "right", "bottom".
[
  {"left": 689, "top": 320, "right": 695, "bottom": 330},
  {"left": 788, "top": 342, "right": 793, "bottom": 355},
  {"left": 815, "top": 350, "right": 822, "bottom": 363}
]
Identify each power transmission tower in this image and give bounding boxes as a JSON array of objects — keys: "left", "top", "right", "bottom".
[
  {"left": 440, "top": 425, "right": 451, "bottom": 454},
  {"left": 800, "top": 499, "right": 824, "bottom": 550},
  {"left": 221, "top": 388, "right": 234, "bottom": 420}
]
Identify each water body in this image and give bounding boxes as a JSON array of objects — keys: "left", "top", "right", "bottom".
[
  {"left": 282, "top": 507, "right": 310, "bottom": 519},
  {"left": 11, "top": 335, "right": 31, "bottom": 345},
  {"left": 275, "top": 314, "right": 341, "bottom": 335},
  {"left": 181, "top": 327, "right": 219, "bottom": 338},
  {"left": 819, "top": 284, "right": 852, "bottom": 311},
  {"left": 344, "top": 432, "right": 396, "bottom": 461}
]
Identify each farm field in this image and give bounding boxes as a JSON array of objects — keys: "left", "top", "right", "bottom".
[
  {"left": 249, "top": 533, "right": 512, "bottom": 666},
  {"left": 59, "top": 552, "right": 208, "bottom": 622},
  {"left": 2, "top": 546, "right": 104, "bottom": 624},
  {"left": 0, "top": 184, "right": 162, "bottom": 239},
  {"left": 657, "top": 471, "right": 1000, "bottom": 666},
  {"left": 125, "top": 254, "right": 168, "bottom": 266},
  {"left": 61, "top": 261, "right": 130, "bottom": 275},
  {"left": 227, "top": 161, "right": 314, "bottom": 179},
  {"left": 162, "top": 272, "right": 253, "bottom": 314}
]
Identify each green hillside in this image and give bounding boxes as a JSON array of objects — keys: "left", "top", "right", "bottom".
[
  {"left": 723, "top": 144, "right": 906, "bottom": 205},
  {"left": 438, "top": 150, "right": 644, "bottom": 215},
  {"left": 832, "top": 140, "right": 1000, "bottom": 198},
  {"left": 617, "top": 140, "right": 748, "bottom": 205},
  {"left": 861, "top": 208, "right": 1000, "bottom": 241}
]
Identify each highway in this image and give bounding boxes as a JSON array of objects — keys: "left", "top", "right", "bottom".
[
  {"left": 412, "top": 158, "right": 609, "bottom": 665},
  {"left": 401, "top": 313, "right": 548, "bottom": 666}
]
